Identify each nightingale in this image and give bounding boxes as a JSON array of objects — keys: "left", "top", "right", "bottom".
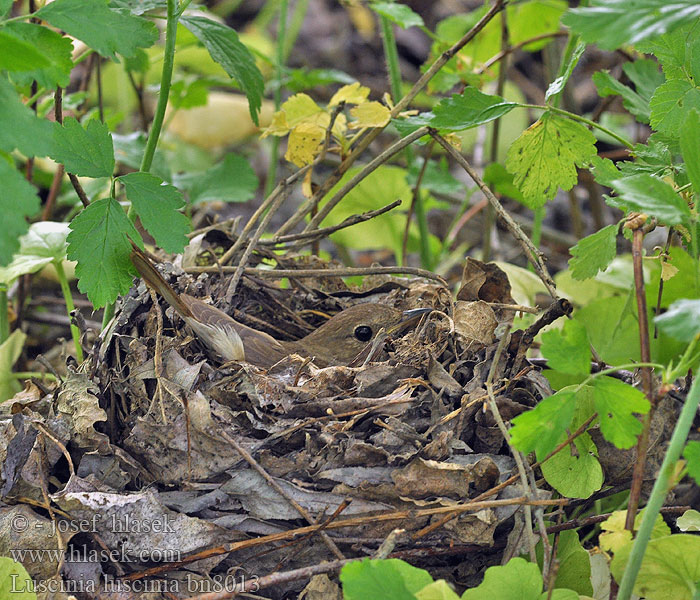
[{"left": 130, "top": 244, "right": 430, "bottom": 368}]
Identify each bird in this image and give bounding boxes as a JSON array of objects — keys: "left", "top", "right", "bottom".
[{"left": 130, "top": 243, "right": 430, "bottom": 368}]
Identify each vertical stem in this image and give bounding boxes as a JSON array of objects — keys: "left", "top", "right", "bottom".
[
  {"left": 264, "top": 0, "right": 288, "bottom": 198},
  {"left": 617, "top": 376, "right": 700, "bottom": 600},
  {"left": 0, "top": 285, "right": 9, "bottom": 344},
  {"left": 140, "top": 0, "right": 178, "bottom": 174},
  {"left": 379, "top": 15, "right": 402, "bottom": 103},
  {"left": 482, "top": 8, "right": 508, "bottom": 262},
  {"left": 54, "top": 261, "right": 84, "bottom": 362},
  {"left": 528, "top": 206, "right": 544, "bottom": 272},
  {"left": 625, "top": 228, "right": 654, "bottom": 531}
]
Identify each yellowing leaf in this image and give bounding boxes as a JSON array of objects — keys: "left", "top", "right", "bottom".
[
  {"left": 260, "top": 110, "right": 291, "bottom": 138},
  {"left": 330, "top": 82, "right": 370, "bottom": 107},
  {"left": 661, "top": 261, "right": 679, "bottom": 281},
  {"left": 262, "top": 93, "right": 324, "bottom": 139},
  {"left": 348, "top": 101, "right": 391, "bottom": 129},
  {"left": 285, "top": 122, "right": 324, "bottom": 166}
]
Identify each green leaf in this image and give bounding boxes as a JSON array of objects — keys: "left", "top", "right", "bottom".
[
  {"left": 543, "top": 530, "right": 594, "bottom": 595},
  {"left": 676, "top": 509, "right": 700, "bottom": 532},
  {"left": 51, "top": 117, "right": 115, "bottom": 178},
  {"left": 0, "top": 556, "right": 36, "bottom": 600},
  {"left": 119, "top": 172, "right": 189, "bottom": 253},
  {"left": 187, "top": 153, "right": 259, "bottom": 205},
  {"left": 0, "top": 77, "right": 54, "bottom": 157},
  {"left": 608, "top": 174, "right": 690, "bottom": 225},
  {"left": 562, "top": 0, "right": 700, "bottom": 50},
  {"left": 684, "top": 441, "right": 700, "bottom": 486},
  {"left": 680, "top": 110, "right": 700, "bottom": 194},
  {"left": 462, "top": 557, "right": 543, "bottom": 600},
  {"left": 414, "top": 580, "right": 460, "bottom": 600},
  {"left": 0, "top": 29, "right": 51, "bottom": 72},
  {"left": 2, "top": 23, "right": 74, "bottom": 88},
  {"left": 505, "top": 112, "right": 597, "bottom": 209},
  {"left": 371, "top": 2, "right": 424, "bottom": 29},
  {"left": 654, "top": 299, "right": 700, "bottom": 342},
  {"left": 569, "top": 224, "right": 618, "bottom": 280},
  {"left": 592, "top": 376, "right": 650, "bottom": 449},
  {"left": 510, "top": 388, "right": 578, "bottom": 459},
  {"left": 623, "top": 59, "right": 665, "bottom": 106},
  {"left": 109, "top": 0, "right": 167, "bottom": 14},
  {"left": 545, "top": 40, "right": 586, "bottom": 102},
  {"left": 36, "top": 0, "right": 158, "bottom": 61},
  {"left": 541, "top": 429, "right": 603, "bottom": 499},
  {"left": 0, "top": 222, "right": 70, "bottom": 285},
  {"left": 407, "top": 158, "right": 464, "bottom": 196},
  {"left": 428, "top": 88, "right": 517, "bottom": 131},
  {"left": 180, "top": 16, "right": 264, "bottom": 125},
  {"left": 0, "top": 159, "right": 41, "bottom": 265},
  {"left": 650, "top": 79, "right": 700, "bottom": 138},
  {"left": 630, "top": 535, "right": 700, "bottom": 600},
  {"left": 541, "top": 319, "right": 591, "bottom": 376},
  {"left": 593, "top": 71, "right": 653, "bottom": 124},
  {"left": 340, "top": 558, "right": 434, "bottom": 600},
  {"left": 635, "top": 24, "right": 698, "bottom": 80},
  {"left": 66, "top": 197, "right": 141, "bottom": 308}
]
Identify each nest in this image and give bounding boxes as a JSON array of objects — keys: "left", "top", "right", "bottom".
[{"left": 0, "top": 243, "right": 678, "bottom": 598}]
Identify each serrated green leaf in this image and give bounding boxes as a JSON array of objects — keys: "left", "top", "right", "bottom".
[
  {"left": 593, "top": 71, "right": 652, "bottom": 123},
  {"left": 636, "top": 25, "right": 695, "bottom": 80},
  {"left": 506, "top": 112, "right": 597, "bottom": 209},
  {"left": 180, "top": 16, "right": 263, "bottom": 125},
  {"left": 623, "top": 59, "right": 665, "bottom": 105},
  {"left": 188, "top": 153, "right": 259, "bottom": 204},
  {"left": 592, "top": 376, "right": 649, "bottom": 449},
  {"left": 0, "top": 29, "right": 50, "bottom": 72},
  {"left": 371, "top": 2, "right": 424, "bottom": 29},
  {"left": 680, "top": 110, "right": 700, "bottom": 194},
  {"left": 510, "top": 388, "right": 578, "bottom": 459},
  {"left": 407, "top": 158, "right": 463, "bottom": 196},
  {"left": 2, "top": 23, "right": 73, "bottom": 88},
  {"left": 67, "top": 197, "right": 140, "bottom": 307},
  {"left": 51, "top": 117, "right": 115, "bottom": 177},
  {"left": 429, "top": 88, "right": 517, "bottom": 131},
  {"left": 589, "top": 156, "right": 620, "bottom": 187},
  {"left": 462, "top": 557, "right": 543, "bottom": 600},
  {"left": 569, "top": 224, "right": 618, "bottom": 280},
  {"left": 340, "top": 558, "right": 434, "bottom": 600},
  {"left": 0, "top": 0, "right": 11, "bottom": 15},
  {"left": 108, "top": 0, "right": 166, "bottom": 13},
  {"left": 36, "top": 0, "right": 158, "bottom": 61},
  {"left": 0, "top": 556, "right": 36, "bottom": 600},
  {"left": 608, "top": 174, "right": 690, "bottom": 225},
  {"left": 684, "top": 441, "right": 700, "bottom": 486},
  {"left": 119, "top": 172, "right": 189, "bottom": 253},
  {"left": 541, "top": 320, "right": 591, "bottom": 376},
  {"left": 650, "top": 79, "right": 700, "bottom": 138},
  {"left": 0, "top": 77, "right": 54, "bottom": 157},
  {"left": 654, "top": 299, "right": 700, "bottom": 342},
  {"left": 562, "top": 0, "right": 700, "bottom": 50},
  {"left": 483, "top": 162, "right": 524, "bottom": 202},
  {"left": 0, "top": 159, "right": 41, "bottom": 266}
]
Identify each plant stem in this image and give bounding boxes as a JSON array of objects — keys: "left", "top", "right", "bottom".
[
  {"left": 11, "top": 372, "right": 58, "bottom": 381},
  {"left": 140, "top": 0, "right": 178, "bottom": 174},
  {"left": 520, "top": 103, "right": 634, "bottom": 149},
  {"left": 54, "top": 261, "right": 83, "bottom": 362},
  {"left": 264, "top": 0, "right": 288, "bottom": 198},
  {"left": 0, "top": 285, "right": 8, "bottom": 344},
  {"left": 616, "top": 374, "right": 700, "bottom": 600}
]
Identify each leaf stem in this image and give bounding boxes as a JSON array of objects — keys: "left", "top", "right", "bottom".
[
  {"left": 54, "top": 260, "right": 83, "bottom": 362},
  {"left": 616, "top": 375, "right": 700, "bottom": 600},
  {"left": 520, "top": 103, "right": 634, "bottom": 149},
  {"left": 0, "top": 285, "right": 8, "bottom": 344},
  {"left": 140, "top": 0, "right": 179, "bottom": 174}
]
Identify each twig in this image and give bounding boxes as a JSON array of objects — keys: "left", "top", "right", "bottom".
[
  {"left": 54, "top": 87, "right": 90, "bottom": 208},
  {"left": 218, "top": 428, "right": 345, "bottom": 560},
  {"left": 185, "top": 264, "right": 448, "bottom": 285},
  {"left": 263, "top": 199, "right": 401, "bottom": 247},
  {"left": 429, "top": 130, "right": 557, "bottom": 296},
  {"left": 625, "top": 226, "right": 655, "bottom": 531},
  {"left": 476, "top": 31, "right": 569, "bottom": 74}
]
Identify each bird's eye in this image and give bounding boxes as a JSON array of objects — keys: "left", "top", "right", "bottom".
[{"left": 353, "top": 325, "right": 373, "bottom": 342}]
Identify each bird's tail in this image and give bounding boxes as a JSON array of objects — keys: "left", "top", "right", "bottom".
[{"left": 129, "top": 240, "right": 194, "bottom": 319}]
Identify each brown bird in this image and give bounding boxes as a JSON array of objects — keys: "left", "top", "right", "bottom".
[{"left": 130, "top": 244, "right": 430, "bottom": 368}]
